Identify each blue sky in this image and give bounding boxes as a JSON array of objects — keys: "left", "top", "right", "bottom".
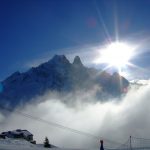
[{"left": 1, "top": 0, "right": 150, "bottom": 80}]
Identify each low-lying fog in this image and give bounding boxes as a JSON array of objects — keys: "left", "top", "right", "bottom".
[{"left": 0, "top": 83, "right": 150, "bottom": 149}]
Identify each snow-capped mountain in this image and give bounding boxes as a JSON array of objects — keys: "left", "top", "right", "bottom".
[{"left": 0, "top": 55, "right": 129, "bottom": 106}]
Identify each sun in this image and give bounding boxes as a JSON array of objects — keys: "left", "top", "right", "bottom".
[{"left": 94, "top": 42, "right": 135, "bottom": 69}]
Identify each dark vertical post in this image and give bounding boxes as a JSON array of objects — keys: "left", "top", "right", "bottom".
[
  {"left": 100, "top": 140, "right": 104, "bottom": 150},
  {"left": 130, "top": 136, "right": 132, "bottom": 150}
]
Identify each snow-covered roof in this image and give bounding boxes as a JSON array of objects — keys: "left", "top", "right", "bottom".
[
  {"left": 1, "top": 129, "right": 33, "bottom": 137},
  {"left": 21, "top": 130, "right": 33, "bottom": 137}
]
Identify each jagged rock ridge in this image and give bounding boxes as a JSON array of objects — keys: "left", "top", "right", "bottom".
[{"left": 0, "top": 55, "right": 129, "bottom": 106}]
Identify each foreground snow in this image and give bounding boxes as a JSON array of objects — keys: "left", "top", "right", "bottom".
[
  {"left": 0, "top": 138, "right": 96, "bottom": 150},
  {"left": 0, "top": 138, "right": 40, "bottom": 150}
]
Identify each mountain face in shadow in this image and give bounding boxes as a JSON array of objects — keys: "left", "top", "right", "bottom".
[{"left": 0, "top": 55, "right": 129, "bottom": 106}]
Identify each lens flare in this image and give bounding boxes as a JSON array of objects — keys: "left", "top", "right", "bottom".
[{"left": 94, "top": 42, "right": 136, "bottom": 70}]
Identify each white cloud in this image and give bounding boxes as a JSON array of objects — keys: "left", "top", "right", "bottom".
[{"left": 1, "top": 83, "right": 150, "bottom": 149}]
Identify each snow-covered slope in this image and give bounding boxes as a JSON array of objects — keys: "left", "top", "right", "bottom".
[
  {"left": 0, "top": 138, "right": 97, "bottom": 150},
  {"left": 0, "top": 138, "right": 41, "bottom": 150},
  {"left": 0, "top": 55, "right": 129, "bottom": 106}
]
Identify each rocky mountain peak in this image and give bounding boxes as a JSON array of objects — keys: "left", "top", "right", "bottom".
[
  {"left": 0, "top": 55, "right": 130, "bottom": 107},
  {"left": 49, "top": 55, "right": 70, "bottom": 65},
  {"left": 73, "top": 56, "right": 83, "bottom": 67}
]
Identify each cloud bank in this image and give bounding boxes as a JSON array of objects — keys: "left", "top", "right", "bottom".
[{"left": 0, "top": 84, "right": 150, "bottom": 149}]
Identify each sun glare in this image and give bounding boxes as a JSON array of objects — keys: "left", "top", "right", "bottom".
[{"left": 95, "top": 42, "right": 135, "bottom": 69}]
